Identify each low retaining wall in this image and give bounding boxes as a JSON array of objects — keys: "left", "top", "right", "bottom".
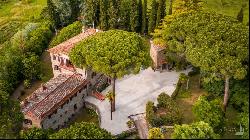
[{"left": 83, "top": 100, "right": 102, "bottom": 125}]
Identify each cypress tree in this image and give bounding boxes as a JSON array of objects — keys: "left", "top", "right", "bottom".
[
  {"left": 108, "top": 0, "right": 118, "bottom": 29},
  {"left": 138, "top": 0, "right": 143, "bottom": 32},
  {"left": 169, "top": 0, "right": 172, "bottom": 15},
  {"left": 148, "top": 0, "right": 157, "bottom": 34},
  {"left": 69, "top": 0, "right": 80, "bottom": 23},
  {"left": 118, "top": 0, "right": 131, "bottom": 30},
  {"left": 141, "top": 0, "right": 148, "bottom": 34},
  {"left": 130, "top": 0, "right": 139, "bottom": 32},
  {"left": 237, "top": 7, "right": 244, "bottom": 22},
  {"left": 47, "top": 0, "right": 60, "bottom": 29},
  {"left": 99, "top": 0, "right": 109, "bottom": 30},
  {"left": 156, "top": 0, "right": 166, "bottom": 27},
  {"left": 85, "top": 0, "right": 98, "bottom": 27}
]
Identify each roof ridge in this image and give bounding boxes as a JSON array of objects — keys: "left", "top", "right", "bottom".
[{"left": 28, "top": 74, "right": 74, "bottom": 117}]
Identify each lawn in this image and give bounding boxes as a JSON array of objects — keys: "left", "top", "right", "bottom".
[
  {"left": 67, "top": 108, "right": 99, "bottom": 126},
  {"left": 203, "top": 0, "right": 249, "bottom": 24},
  {"left": 0, "top": 0, "right": 47, "bottom": 44}
]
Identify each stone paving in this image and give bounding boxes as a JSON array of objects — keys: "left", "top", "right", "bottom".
[{"left": 84, "top": 68, "right": 190, "bottom": 135}]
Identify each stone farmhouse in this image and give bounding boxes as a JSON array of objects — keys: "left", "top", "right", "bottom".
[
  {"left": 150, "top": 40, "right": 168, "bottom": 71},
  {"left": 21, "top": 28, "right": 111, "bottom": 130}
]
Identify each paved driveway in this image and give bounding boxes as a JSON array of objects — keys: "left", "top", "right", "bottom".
[{"left": 85, "top": 68, "right": 190, "bottom": 135}]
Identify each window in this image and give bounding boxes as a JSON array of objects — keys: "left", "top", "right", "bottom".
[
  {"left": 60, "top": 114, "right": 62, "bottom": 117},
  {"left": 70, "top": 96, "right": 73, "bottom": 101},
  {"left": 54, "top": 65, "right": 59, "bottom": 70},
  {"left": 48, "top": 115, "right": 51, "bottom": 119},
  {"left": 65, "top": 111, "right": 67, "bottom": 114},
  {"left": 53, "top": 55, "right": 56, "bottom": 60},
  {"left": 54, "top": 110, "right": 57, "bottom": 115},
  {"left": 84, "top": 85, "right": 87, "bottom": 89},
  {"left": 91, "top": 72, "right": 96, "bottom": 78},
  {"left": 74, "top": 104, "right": 77, "bottom": 110},
  {"left": 53, "top": 120, "right": 56, "bottom": 124}
]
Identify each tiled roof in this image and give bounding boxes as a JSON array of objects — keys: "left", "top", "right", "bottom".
[
  {"left": 48, "top": 28, "right": 100, "bottom": 55},
  {"left": 21, "top": 74, "right": 88, "bottom": 120},
  {"left": 150, "top": 40, "right": 166, "bottom": 51}
]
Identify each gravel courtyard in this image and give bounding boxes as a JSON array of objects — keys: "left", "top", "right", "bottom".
[{"left": 84, "top": 68, "right": 190, "bottom": 135}]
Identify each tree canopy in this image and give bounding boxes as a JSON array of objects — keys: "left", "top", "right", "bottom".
[
  {"left": 192, "top": 96, "right": 225, "bottom": 133},
  {"left": 153, "top": 11, "right": 249, "bottom": 110},
  {"left": 70, "top": 29, "right": 150, "bottom": 78},
  {"left": 49, "top": 122, "right": 113, "bottom": 139},
  {"left": 171, "top": 121, "right": 219, "bottom": 139}
]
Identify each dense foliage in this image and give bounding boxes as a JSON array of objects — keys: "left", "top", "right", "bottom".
[
  {"left": 148, "top": 127, "right": 164, "bottom": 139},
  {"left": 171, "top": 121, "right": 219, "bottom": 139},
  {"left": 49, "top": 122, "right": 113, "bottom": 139},
  {"left": 0, "top": 99, "right": 24, "bottom": 138},
  {"left": 153, "top": 10, "right": 249, "bottom": 111},
  {"left": 49, "top": 21, "right": 82, "bottom": 48},
  {"left": 70, "top": 30, "right": 150, "bottom": 111},
  {"left": 20, "top": 127, "right": 53, "bottom": 139},
  {"left": 192, "top": 96, "right": 225, "bottom": 134},
  {"left": 146, "top": 93, "right": 182, "bottom": 127}
]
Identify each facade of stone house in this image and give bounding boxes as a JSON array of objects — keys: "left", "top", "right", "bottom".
[
  {"left": 21, "top": 28, "right": 111, "bottom": 130},
  {"left": 150, "top": 41, "right": 167, "bottom": 71}
]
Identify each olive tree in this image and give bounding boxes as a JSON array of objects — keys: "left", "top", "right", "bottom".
[{"left": 70, "top": 30, "right": 150, "bottom": 112}]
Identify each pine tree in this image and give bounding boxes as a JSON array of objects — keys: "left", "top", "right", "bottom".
[
  {"left": 130, "top": 0, "right": 139, "bottom": 32},
  {"left": 148, "top": 0, "right": 157, "bottom": 34},
  {"left": 237, "top": 7, "right": 244, "bottom": 22},
  {"left": 47, "top": 0, "right": 60, "bottom": 29},
  {"left": 156, "top": 0, "right": 166, "bottom": 27},
  {"left": 141, "top": 0, "right": 148, "bottom": 34},
  {"left": 108, "top": 0, "right": 118, "bottom": 29},
  {"left": 138, "top": 0, "right": 143, "bottom": 32},
  {"left": 99, "top": 0, "right": 109, "bottom": 30}
]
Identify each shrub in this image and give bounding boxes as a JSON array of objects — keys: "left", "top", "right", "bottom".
[
  {"left": 24, "top": 80, "right": 31, "bottom": 89},
  {"left": 171, "top": 77, "right": 182, "bottom": 99},
  {"left": 229, "top": 79, "right": 249, "bottom": 112},
  {"left": 49, "top": 21, "right": 82, "bottom": 48},
  {"left": 202, "top": 79, "right": 224, "bottom": 98},
  {"left": 171, "top": 121, "right": 219, "bottom": 139},
  {"left": 149, "top": 93, "right": 182, "bottom": 127},
  {"left": 116, "top": 129, "right": 137, "bottom": 139},
  {"left": 148, "top": 127, "right": 164, "bottom": 139},
  {"left": 126, "top": 120, "right": 134, "bottom": 128},
  {"left": 157, "top": 92, "right": 172, "bottom": 108},
  {"left": 192, "top": 96, "right": 225, "bottom": 134},
  {"left": 146, "top": 101, "right": 155, "bottom": 125}
]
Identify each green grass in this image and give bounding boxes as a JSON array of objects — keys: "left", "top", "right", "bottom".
[
  {"left": 0, "top": 0, "right": 47, "bottom": 44},
  {"left": 222, "top": 106, "right": 242, "bottom": 139},
  {"left": 203, "top": 0, "right": 249, "bottom": 24},
  {"left": 68, "top": 108, "right": 99, "bottom": 126}
]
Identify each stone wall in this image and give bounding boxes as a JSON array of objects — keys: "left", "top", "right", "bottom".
[
  {"left": 84, "top": 101, "right": 102, "bottom": 125},
  {"left": 41, "top": 86, "right": 88, "bottom": 129},
  {"left": 50, "top": 53, "right": 86, "bottom": 78}
]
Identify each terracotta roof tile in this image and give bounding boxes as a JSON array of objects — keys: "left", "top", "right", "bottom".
[
  {"left": 48, "top": 28, "right": 101, "bottom": 55},
  {"left": 21, "top": 74, "right": 88, "bottom": 120}
]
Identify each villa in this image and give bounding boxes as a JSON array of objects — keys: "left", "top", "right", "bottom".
[{"left": 21, "top": 28, "right": 110, "bottom": 130}]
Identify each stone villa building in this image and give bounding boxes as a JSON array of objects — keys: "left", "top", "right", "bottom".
[
  {"left": 150, "top": 40, "right": 168, "bottom": 71},
  {"left": 21, "top": 28, "right": 110, "bottom": 130}
]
